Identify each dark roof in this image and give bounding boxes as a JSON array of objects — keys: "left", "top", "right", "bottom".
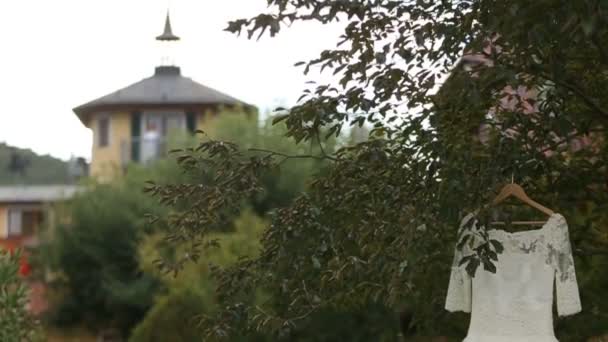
[{"left": 73, "top": 66, "right": 253, "bottom": 124}]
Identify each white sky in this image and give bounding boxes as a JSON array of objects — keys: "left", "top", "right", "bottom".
[{"left": 0, "top": 0, "right": 343, "bottom": 161}]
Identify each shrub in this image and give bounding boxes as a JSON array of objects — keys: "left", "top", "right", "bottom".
[
  {"left": 0, "top": 248, "right": 43, "bottom": 341},
  {"left": 44, "top": 182, "right": 162, "bottom": 336},
  {"left": 130, "top": 209, "right": 270, "bottom": 342}
]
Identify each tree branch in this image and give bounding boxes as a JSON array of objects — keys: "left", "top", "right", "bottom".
[
  {"left": 249, "top": 148, "right": 338, "bottom": 162},
  {"left": 315, "top": 129, "right": 328, "bottom": 158}
]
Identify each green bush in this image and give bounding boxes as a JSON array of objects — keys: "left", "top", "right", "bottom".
[
  {"left": 128, "top": 285, "right": 208, "bottom": 342},
  {"left": 130, "top": 209, "right": 270, "bottom": 342},
  {"left": 44, "top": 181, "right": 163, "bottom": 335},
  {"left": 0, "top": 249, "right": 43, "bottom": 341}
]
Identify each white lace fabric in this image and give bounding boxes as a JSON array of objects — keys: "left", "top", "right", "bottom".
[{"left": 445, "top": 213, "right": 582, "bottom": 342}]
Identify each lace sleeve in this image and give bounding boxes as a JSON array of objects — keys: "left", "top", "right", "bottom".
[
  {"left": 549, "top": 215, "right": 582, "bottom": 317},
  {"left": 445, "top": 214, "right": 474, "bottom": 313}
]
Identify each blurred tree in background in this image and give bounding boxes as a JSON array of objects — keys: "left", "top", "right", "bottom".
[
  {"left": 44, "top": 181, "right": 163, "bottom": 336},
  {"left": 145, "top": 1, "right": 608, "bottom": 341},
  {"left": 0, "top": 143, "right": 73, "bottom": 184},
  {"left": 129, "top": 209, "right": 269, "bottom": 342},
  {"left": 209, "top": 113, "right": 338, "bottom": 215}
]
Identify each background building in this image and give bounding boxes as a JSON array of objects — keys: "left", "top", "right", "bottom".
[
  {"left": 73, "top": 13, "right": 256, "bottom": 181},
  {"left": 0, "top": 185, "right": 81, "bottom": 315},
  {"left": 0, "top": 12, "right": 258, "bottom": 318},
  {"left": 0, "top": 185, "right": 80, "bottom": 250}
]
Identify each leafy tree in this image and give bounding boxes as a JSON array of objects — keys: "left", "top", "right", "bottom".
[
  {"left": 145, "top": 0, "right": 608, "bottom": 340},
  {"left": 0, "top": 249, "right": 43, "bottom": 341}
]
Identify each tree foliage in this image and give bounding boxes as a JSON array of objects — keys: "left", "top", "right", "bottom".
[
  {"left": 44, "top": 180, "right": 164, "bottom": 336},
  {"left": 0, "top": 143, "right": 74, "bottom": 184},
  {"left": 147, "top": 1, "right": 608, "bottom": 340},
  {"left": 208, "top": 112, "right": 338, "bottom": 215},
  {"left": 129, "top": 209, "right": 269, "bottom": 342}
]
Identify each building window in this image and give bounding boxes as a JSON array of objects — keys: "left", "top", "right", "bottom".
[
  {"left": 139, "top": 112, "right": 185, "bottom": 163},
  {"left": 7, "top": 209, "right": 40, "bottom": 238},
  {"left": 8, "top": 209, "right": 22, "bottom": 236},
  {"left": 98, "top": 116, "right": 110, "bottom": 147},
  {"left": 22, "top": 211, "right": 40, "bottom": 236}
]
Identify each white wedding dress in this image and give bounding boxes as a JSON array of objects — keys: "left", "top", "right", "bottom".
[{"left": 445, "top": 212, "right": 581, "bottom": 342}]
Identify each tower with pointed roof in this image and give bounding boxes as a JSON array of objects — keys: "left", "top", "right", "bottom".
[{"left": 73, "top": 12, "right": 256, "bottom": 181}]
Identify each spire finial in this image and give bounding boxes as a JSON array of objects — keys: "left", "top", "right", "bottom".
[{"left": 156, "top": 11, "right": 180, "bottom": 41}]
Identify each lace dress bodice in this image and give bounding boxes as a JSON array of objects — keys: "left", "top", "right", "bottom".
[{"left": 445, "top": 213, "right": 581, "bottom": 342}]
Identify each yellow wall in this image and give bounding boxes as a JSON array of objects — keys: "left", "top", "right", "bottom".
[
  {"left": 196, "top": 107, "right": 219, "bottom": 137},
  {"left": 88, "top": 107, "right": 255, "bottom": 181},
  {"left": 195, "top": 106, "right": 257, "bottom": 139},
  {"left": 0, "top": 205, "right": 7, "bottom": 239},
  {"left": 89, "top": 111, "right": 132, "bottom": 182}
]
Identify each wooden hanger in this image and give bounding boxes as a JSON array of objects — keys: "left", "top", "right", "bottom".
[{"left": 490, "top": 175, "right": 554, "bottom": 226}]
